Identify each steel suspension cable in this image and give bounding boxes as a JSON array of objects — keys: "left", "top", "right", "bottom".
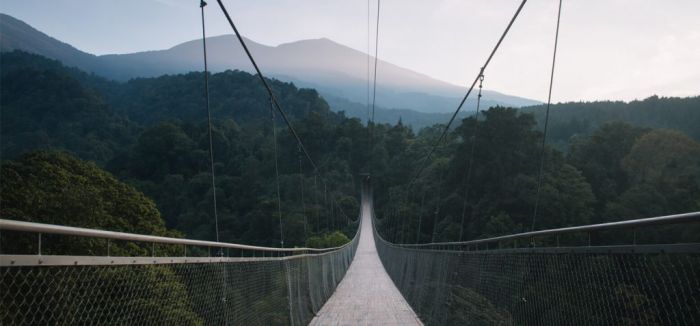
[
  {"left": 200, "top": 0, "right": 221, "bottom": 243},
  {"left": 458, "top": 74, "right": 485, "bottom": 241},
  {"left": 314, "top": 175, "right": 319, "bottom": 232},
  {"left": 215, "top": 0, "right": 318, "bottom": 174},
  {"left": 366, "top": 0, "right": 371, "bottom": 125},
  {"left": 407, "top": 0, "right": 528, "bottom": 190},
  {"left": 431, "top": 170, "right": 445, "bottom": 243},
  {"left": 400, "top": 200, "right": 407, "bottom": 244},
  {"left": 369, "top": 0, "right": 381, "bottom": 160},
  {"left": 298, "top": 146, "right": 308, "bottom": 238},
  {"left": 324, "top": 183, "right": 328, "bottom": 231},
  {"left": 517, "top": 0, "right": 564, "bottom": 302},
  {"left": 200, "top": 3, "right": 229, "bottom": 323},
  {"left": 216, "top": 0, "right": 352, "bottom": 238},
  {"left": 371, "top": 0, "right": 381, "bottom": 125},
  {"left": 531, "top": 0, "right": 563, "bottom": 232},
  {"left": 416, "top": 188, "right": 426, "bottom": 243},
  {"left": 270, "top": 99, "right": 284, "bottom": 247},
  {"left": 387, "top": 192, "right": 395, "bottom": 241},
  {"left": 331, "top": 198, "right": 335, "bottom": 230}
]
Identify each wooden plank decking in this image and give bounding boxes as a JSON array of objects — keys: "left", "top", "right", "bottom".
[{"left": 309, "top": 197, "right": 422, "bottom": 325}]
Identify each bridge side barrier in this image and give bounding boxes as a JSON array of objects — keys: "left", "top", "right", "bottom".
[
  {"left": 0, "top": 216, "right": 362, "bottom": 325},
  {"left": 373, "top": 210, "right": 700, "bottom": 325}
]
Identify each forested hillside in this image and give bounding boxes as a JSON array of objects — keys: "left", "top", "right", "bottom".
[
  {"left": 1, "top": 50, "right": 698, "bottom": 248},
  {"left": 373, "top": 107, "right": 700, "bottom": 244},
  {"left": 525, "top": 96, "right": 700, "bottom": 149},
  {"left": 1, "top": 51, "right": 361, "bottom": 247},
  {"left": 0, "top": 52, "right": 136, "bottom": 163}
]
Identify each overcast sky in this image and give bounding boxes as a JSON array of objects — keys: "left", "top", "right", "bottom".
[{"left": 2, "top": 0, "right": 699, "bottom": 103}]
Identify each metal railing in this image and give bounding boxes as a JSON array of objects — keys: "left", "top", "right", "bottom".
[
  {"left": 1, "top": 206, "right": 363, "bottom": 325},
  {"left": 0, "top": 218, "right": 348, "bottom": 267},
  {"left": 373, "top": 210, "right": 700, "bottom": 325},
  {"left": 394, "top": 211, "right": 700, "bottom": 252}
]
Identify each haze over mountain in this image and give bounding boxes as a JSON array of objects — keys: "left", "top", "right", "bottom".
[{"left": 0, "top": 13, "right": 539, "bottom": 116}]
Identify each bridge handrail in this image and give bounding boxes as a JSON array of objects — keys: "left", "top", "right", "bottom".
[
  {"left": 0, "top": 218, "right": 348, "bottom": 254},
  {"left": 396, "top": 211, "right": 700, "bottom": 248}
]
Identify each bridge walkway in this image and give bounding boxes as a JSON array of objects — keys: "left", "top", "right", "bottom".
[{"left": 309, "top": 191, "right": 422, "bottom": 325}]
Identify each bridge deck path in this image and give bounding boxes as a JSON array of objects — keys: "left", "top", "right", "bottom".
[{"left": 309, "top": 195, "right": 422, "bottom": 325}]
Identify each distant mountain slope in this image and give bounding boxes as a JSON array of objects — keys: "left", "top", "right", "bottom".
[
  {"left": 324, "top": 95, "right": 470, "bottom": 130},
  {"left": 0, "top": 51, "right": 362, "bottom": 246},
  {"left": 0, "top": 51, "right": 345, "bottom": 163},
  {"left": 0, "top": 13, "right": 539, "bottom": 114},
  {"left": 98, "top": 35, "right": 540, "bottom": 113},
  {"left": 0, "top": 13, "right": 102, "bottom": 73},
  {"left": 0, "top": 51, "right": 136, "bottom": 163},
  {"left": 524, "top": 96, "right": 700, "bottom": 149}
]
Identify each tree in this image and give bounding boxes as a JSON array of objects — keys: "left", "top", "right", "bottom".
[
  {"left": 0, "top": 54, "right": 135, "bottom": 164},
  {"left": 622, "top": 129, "right": 700, "bottom": 186},
  {"left": 0, "top": 151, "right": 179, "bottom": 252},
  {"left": 568, "top": 122, "right": 648, "bottom": 207},
  {"left": 601, "top": 130, "right": 700, "bottom": 221},
  {"left": 0, "top": 151, "right": 201, "bottom": 325}
]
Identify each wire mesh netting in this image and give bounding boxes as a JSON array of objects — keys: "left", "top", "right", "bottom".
[
  {"left": 1, "top": 237, "right": 359, "bottom": 325},
  {"left": 375, "top": 232, "right": 700, "bottom": 325}
]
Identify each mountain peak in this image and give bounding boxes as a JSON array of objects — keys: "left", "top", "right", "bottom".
[
  {"left": 0, "top": 13, "right": 540, "bottom": 112},
  {"left": 276, "top": 37, "right": 347, "bottom": 50},
  {"left": 1, "top": 13, "right": 101, "bottom": 73}
]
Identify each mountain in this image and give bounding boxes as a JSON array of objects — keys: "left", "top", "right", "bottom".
[
  {"left": 0, "top": 50, "right": 362, "bottom": 246},
  {"left": 323, "top": 95, "right": 471, "bottom": 130},
  {"left": 0, "top": 13, "right": 102, "bottom": 73},
  {"left": 0, "top": 51, "right": 136, "bottom": 163},
  {"left": 0, "top": 50, "right": 344, "bottom": 163},
  {"left": 523, "top": 95, "right": 700, "bottom": 149},
  {"left": 0, "top": 13, "right": 539, "bottom": 116}
]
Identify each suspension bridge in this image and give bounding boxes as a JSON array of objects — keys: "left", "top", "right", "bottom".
[
  {"left": 2, "top": 0, "right": 700, "bottom": 324},
  {"left": 1, "top": 180, "right": 699, "bottom": 324}
]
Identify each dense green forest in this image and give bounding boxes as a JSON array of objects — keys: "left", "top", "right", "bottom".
[
  {"left": 1, "top": 51, "right": 360, "bottom": 247},
  {"left": 524, "top": 96, "right": 700, "bottom": 150},
  {"left": 373, "top": 107, "right": 700, "bottom": 244},
  {"left": 1, "top": 50, "right": 699, "bottom": 248}
]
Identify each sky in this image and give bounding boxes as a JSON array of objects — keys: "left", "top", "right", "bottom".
[{"left": 2, "top": 0, "right": 699, "bottom": 103}]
